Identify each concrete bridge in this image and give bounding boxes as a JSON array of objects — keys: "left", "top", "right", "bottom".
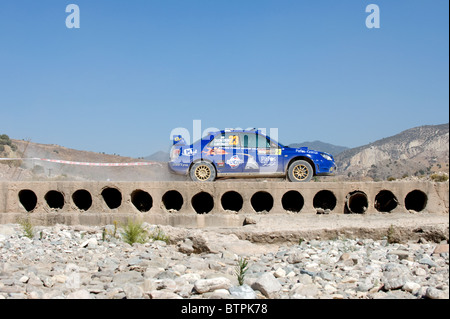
[{"left": 0, "top": 181, "right": 448, "bottom": 228}]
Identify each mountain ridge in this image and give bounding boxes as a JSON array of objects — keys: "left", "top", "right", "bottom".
[{"left": 335, "top": 123, "right": 449, "bottom": 180}]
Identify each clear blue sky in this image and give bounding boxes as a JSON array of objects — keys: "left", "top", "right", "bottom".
[{"left": 1, "top": 0, "right": 448, "bottom": 158}]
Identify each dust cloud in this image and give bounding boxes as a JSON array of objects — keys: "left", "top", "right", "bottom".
[{"left": 1, "top": 140, "right": 187, "bottom": 182}]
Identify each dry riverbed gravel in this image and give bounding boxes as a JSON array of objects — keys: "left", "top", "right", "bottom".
[{"left": 0, "top": 223, "right": 448, "bottom": 299}]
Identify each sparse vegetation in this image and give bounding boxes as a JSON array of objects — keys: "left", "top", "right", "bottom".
[
  {"left": 235, "top": 257, "right": 249, "bottom": 286},
  {"left": 102, "top": 220, "right": 120, "bottom": 241},
  {"left": 120, "top": 220, "right": 149, "bottom": 245},
  {"left": 430, "top": 173, "right": 449, "bottom": 182},
  {"left": 387, "top": 224, "right": 400, "bottom": 244},
  {"left": 117, "top": 221, "right": 169, "bottom": 245},
  {"left": 0, "top": 134, "right": 17, "bottom": 150},
  {"left": 0, "top": 134, "right": 18, "bottom": 155},
  {"left": 18, "top": 218, "right": 34, "bottom": 239},
  {"left": 149, "top": 226, "right": 170, "bottom": 243}
]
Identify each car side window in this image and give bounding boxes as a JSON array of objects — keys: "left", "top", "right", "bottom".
[
  {"left": 239, "top": 133, "right": 270, "bottom": 149},
  {"left": 259, "top": 135, "right": 271, "bottom": 149},
  {"left": 240, "top": 133, "right": 256, "bottom": 148}
]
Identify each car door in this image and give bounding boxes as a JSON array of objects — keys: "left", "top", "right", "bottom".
[
  {"left": 202, "top": 132, "right": 243, "bottom": 174},
  {"left": 264, "top": 138, "right": 284, "bottom": 173},
  {"left": 239, "top": 133, "right": 260, "bottom": 174},
  {"left": 239, "top": 132, "right": 284, "bottom": 174}
]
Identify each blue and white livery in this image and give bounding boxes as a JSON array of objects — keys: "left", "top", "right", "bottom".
[{"left": 169, "top": 129, "right": 336, "bottom": 182}]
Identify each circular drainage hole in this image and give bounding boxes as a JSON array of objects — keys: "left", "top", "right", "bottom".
[
  {"left": 282, "top": 190, "right": 304, "bottom": 213},
  {"left": 221, "top": 191, "right": 243, "bottom": 212},
  {"left": 72, "top": 189, "right": 93, "bottom": 211},
  {"left": 45, "top": 190, "right": 65, "bottom": 209},
  {"left": 192, "top": 192, "right": 214, "bottom": 214},
  {"left": 162, "top": 190, "right": 183, "bottom": 211},
  {"left": 313, "top": 190, "right": 337, "bottom": 213},
  {"left": 131, "top": 190, "right": 153, "bottom": 212},
  {"left": 251, "top": 191, "right": 274, "bottom": 213},
  {"left": 18, "top": 189, "right": 38, "bottom": 212},
  {"left": 345, "top": 191, "right": 368, "bottom": 214},
  {"left": 101, "top": 187, "right": 122, "bottom": 209},
  {"left": 375, "top": 190, "right": 398, "bottom": 212},
  {"left": 405, "top": 190, "right": 427, "bottom": 212}
]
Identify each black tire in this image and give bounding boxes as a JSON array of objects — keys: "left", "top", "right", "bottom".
[
  {"left": 189, "top": 161, "right": 216, "bottom": 182},
  {"left": 287, "top": 160, "right": 313, "bottom": 182}
]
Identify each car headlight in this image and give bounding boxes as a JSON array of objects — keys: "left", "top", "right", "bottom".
[{"left": 320, "top": 153, "right": 333, "bottom": 161}]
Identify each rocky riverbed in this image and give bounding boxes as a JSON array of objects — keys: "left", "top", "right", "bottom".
[{"left": 0, "top": 223, "right": 448, "bottom": 299}]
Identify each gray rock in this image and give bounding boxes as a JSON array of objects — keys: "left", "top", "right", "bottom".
[
  {"left": 123, "top": 283, "right": 144, "bottom": 299},
  {"left": 388, "top": 250, "right": 410, "bottom": 260},
  {"left": 297, "top": 273, "right": 313, "bottom": 285},
  {"left": 0, "top": 224, "right": 448, "bottom": 300},
  {"left": 67, "top": 289, "right": 91, "bottom": 299},
  {"left": 229, "top": 284, "right": 257, "bottom": 299},
  {"left": 317, "top": 271, "right": 334, "bottom": 281},
  {"left": 251, "top": 273, "right": 282, "bottom": 298},
  {"left": 80, "top": 238, "right": 98, "bottom": 249},
  {"left": 382, "top": 264, "right": 411, "bottom": 290},
  {"left": 194, "top": 277, "right": 232, "bottom": 294},
  {"left": 402, "top": 282, "right": 421, "bottom": 294},
  {"left": 287, "top": 252, "right": 307, "bottom": 264},
  {"left": 178, "top": 239, "right": 195, "bottom": 255},
  {"left": 291, "top": 283, "right": 320, "bottom": 298},
  {"left": 243, "top": 217, "right": 257, "bottom": 225},
  {"left": 418, "top": 257, "right": 438, "bottom": 268},
  {"left": 127, "top": 257, "right": 142, "bottom": 266},
  {"left": 425, "top": 287, "right": 446, "bottom": 299},
  {"left": 149, "top": 290, "right": 183, "bottom": 299},
  {"left": 112, "top": 271, "right": 143, "bottom": 286},
  {"left": 0, "top": 225, "right": 16, "bottom": 241}
]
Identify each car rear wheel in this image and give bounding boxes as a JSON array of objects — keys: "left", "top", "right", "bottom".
[
  {"left": 190, "top": 161, "right": 216, "bottom": 182},
  {"left": 287, "top": 160, "right": 313, "bottom": 182}
]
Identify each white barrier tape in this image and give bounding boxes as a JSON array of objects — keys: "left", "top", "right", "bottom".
[{"left": 0, "top": 158, "right": 162, "bottom": 167}]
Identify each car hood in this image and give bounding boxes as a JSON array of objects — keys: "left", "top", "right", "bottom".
[{"left": 283, "top": 146, "right": 333, "bottom": 158}]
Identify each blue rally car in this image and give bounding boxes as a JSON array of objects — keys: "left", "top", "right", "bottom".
[{"left": 169, "top": 129, "right": 336, "bottom": 182}]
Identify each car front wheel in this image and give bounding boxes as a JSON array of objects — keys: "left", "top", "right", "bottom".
[
  {"left": 287, "top": 160, "right": 313, "bottom": 182},
  {"left": 190, "top": 161, "right": 216, "bottom": 182}
]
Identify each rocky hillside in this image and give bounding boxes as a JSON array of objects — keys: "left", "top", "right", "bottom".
[{"left": 335, "top": 124, "right": 449, "bottom": 181}]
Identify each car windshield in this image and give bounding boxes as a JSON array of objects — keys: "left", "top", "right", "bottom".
[
  {"left": 266, "top": 137, "right": 284, "bottom": 148},
  {"left": 274, "top": 139, "right": 285, "bottom": 148}
]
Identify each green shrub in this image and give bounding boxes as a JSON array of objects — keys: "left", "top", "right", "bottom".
[
  {"left": 430, "top": 174, "right": 449, "bottom": 182},
  {"left": 19, "top": 218, "right": 34, "bottom": 239},
  {"left": 0, "top": 134, "right": 12, "bottom": 146},
  {"left": 149, "top": 226, "right": 170, "bottom": 243},
  {"left": 0, "top": 134, "right": 17, "bottom": 153},
  {"left": 121, "top": 220, "right": 148, "bottom": 245},
  {"left": 235, "top": 257, "right": 249, "bottom": 286}
]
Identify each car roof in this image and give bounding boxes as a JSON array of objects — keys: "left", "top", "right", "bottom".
[{"left": 209, "top": 128, "right": 261, "bottom": 135}]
